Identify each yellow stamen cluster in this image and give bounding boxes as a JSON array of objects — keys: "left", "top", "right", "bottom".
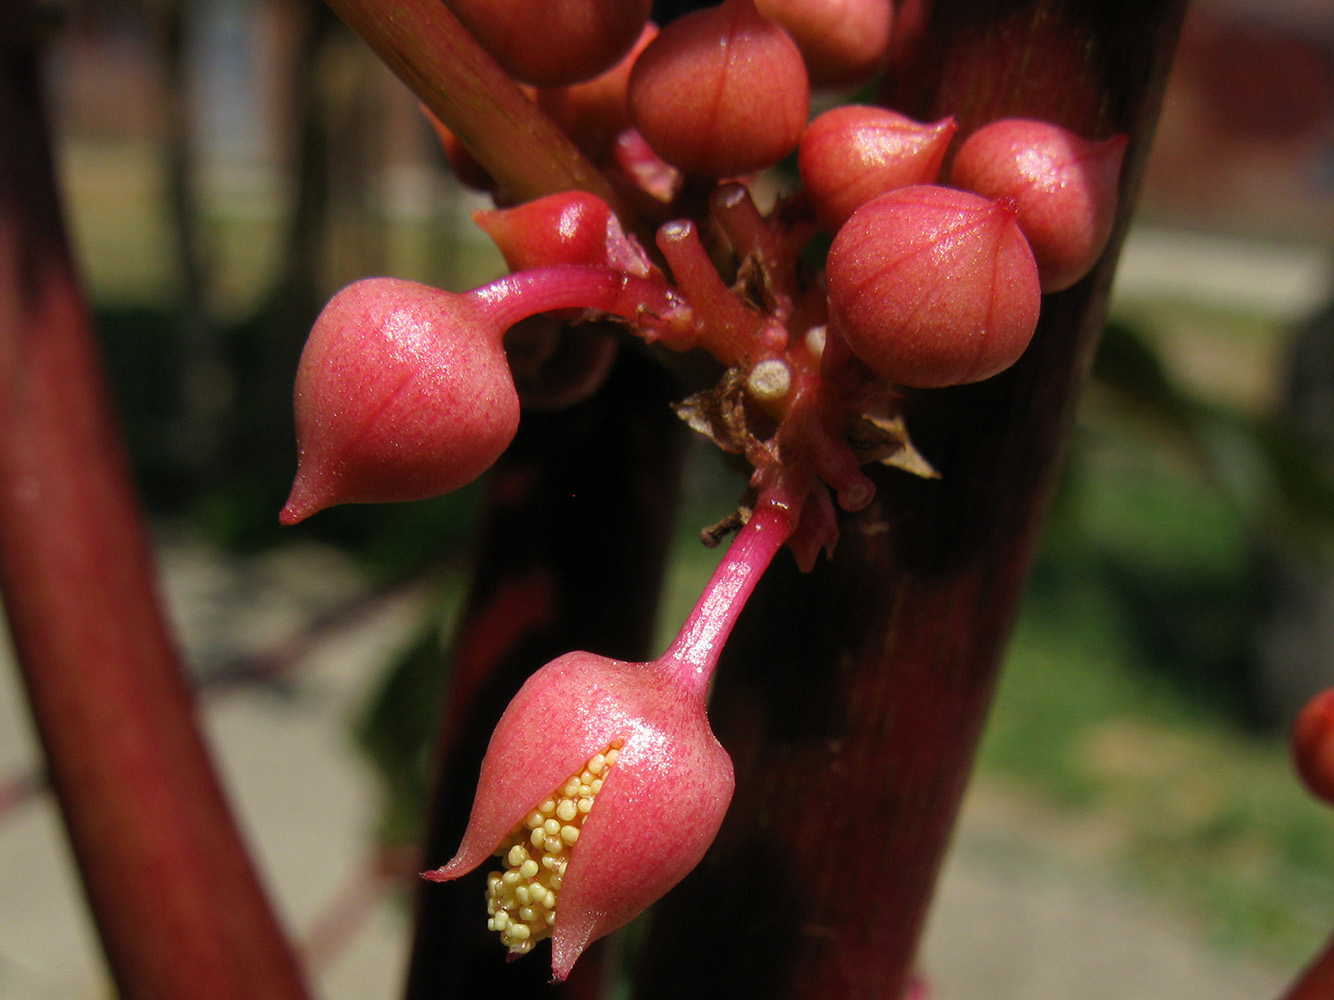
[{"left": 485, "top": 740, "right": 623, "bottom": 954}]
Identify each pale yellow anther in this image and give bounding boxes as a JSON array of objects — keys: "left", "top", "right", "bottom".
[
  {"left": 746, "top": 358, "right": 792, "bottom": 402},
  {"left": 481, "top": 740, "right": 622, "bottom": 956}
]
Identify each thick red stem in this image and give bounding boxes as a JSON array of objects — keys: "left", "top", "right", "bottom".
[
  {"left": 634, "top": 2, "right": 1187, "bottom": 998},
  {"left": 320, "top": 0, "right": 634, "bottom": 221},
  {"left": 0, "top": 18, "right": 309, "bottom": 1000}
]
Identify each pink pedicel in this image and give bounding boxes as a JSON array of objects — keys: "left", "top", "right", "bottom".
[
  {"left": 426, "top": 497, "right": 797, "bottom": 979},
  {"left": 825, "top": 184, "right": 1042, "bottom": 388},
  {"left": 627, "top": 0, "right": 810, "bottom": 178},
  {"left": 949, "top": 118, "right": 1127, "bottom": 292},
  {"left": 798, "top": 105, "right": 956, "bottom": 232}
]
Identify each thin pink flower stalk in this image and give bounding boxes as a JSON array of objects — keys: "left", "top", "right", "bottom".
[
  {"left": 424, "top": 490, "right": 799, "bottom": 980},
  {"left": 661, "top": 490, "right": 801, "bottom": 695},
  {"left": 470, "top": 264, "right": 692, "bottom": 338}
]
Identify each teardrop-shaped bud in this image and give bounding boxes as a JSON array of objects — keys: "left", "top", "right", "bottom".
[
  {"left": 1294, "top": 688, "right": 1334, "bottom": 805},
  {"left": 426, "top": 649, "right": 734, "bottom": 980},
  {"left": 473, "top": 191, "right": 650, "bottom": 276},
  {"left": 627, "top": 0, "right": 810, "bottom": 178},
  {"left": 798, "top": 105, "right": 956, "bottom": 232},
  {"left": 825, "top": 184, "right": 1041, "bottom": 388},
  {"left": 754, "top": 0, "right": 893, "bottom": 89},
  {"left": 446, "top": 0, "right": 653, "bottom": 87},
  {"left": 949, "top": 118, "right": 1127, "bottom": 292},
  {"left": 281, "top": 278, "right": 518, "bottom": 524}
]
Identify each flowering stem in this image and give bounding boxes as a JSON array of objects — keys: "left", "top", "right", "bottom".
[
  {"left": 662, "top": 491, "right": 800, "bottom": 698},
  {"left": 320, "top": 0, "right": 635, "bottom": 223}
]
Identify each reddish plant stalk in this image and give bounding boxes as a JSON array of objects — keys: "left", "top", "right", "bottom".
[
  {"left": 0, "top": 19, "right": 309, "bottom": 1000},
  {"left": 663, "top": 494, "right": 799, "bottom": 696},
  {"left": 633, "top": 2, "right": 1188, "bottom": 997},
  {"left": 320, "top": 0, "right": 633, "bottom": 219}
]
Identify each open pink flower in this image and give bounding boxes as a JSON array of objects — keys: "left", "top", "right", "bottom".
[
  {"left": 425, "top": 496, "right": 798, "bottom": 979},
  {"left": 426, "top": 649, "right": 734, "bottom": 979}
]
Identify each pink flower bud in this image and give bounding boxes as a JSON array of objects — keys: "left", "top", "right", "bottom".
[
  {"left": 426, "top": 649, "right": 734, "bottom": 980},
  {"left": 473, "top": 191, "right": 650, "bottom": 277},
  {"left": 949, "top": 118, "right": 1127, "bottom": 292},
  {"left": 754, "top": 0, "right": 893, "bottom": 89},
  {"left": 282, "top": 264, "right": 693, "bottom": 524},
  {"left": 445, "top": 0, "right": 652, "bottom": 87},
  {"left": 825, "top": 184, "right": 1041, "bottom": 388},
  {"left": 627, "top": 0, "right": 810, "bottom": 178},
  {"left": 798, "top": 105, "right": 956, "bottom": 232},
  {"left": 281, "top": 278, "right": 518, "bottom": 524}
]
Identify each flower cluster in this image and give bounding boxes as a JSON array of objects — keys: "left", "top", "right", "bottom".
[{"left": 282, "top": 0, "right": 1126, "bottom": 978}]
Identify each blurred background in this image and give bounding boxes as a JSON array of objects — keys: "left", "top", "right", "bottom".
[{"left": 3, "top": 0, "right": 1334, "bottom": 997}]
